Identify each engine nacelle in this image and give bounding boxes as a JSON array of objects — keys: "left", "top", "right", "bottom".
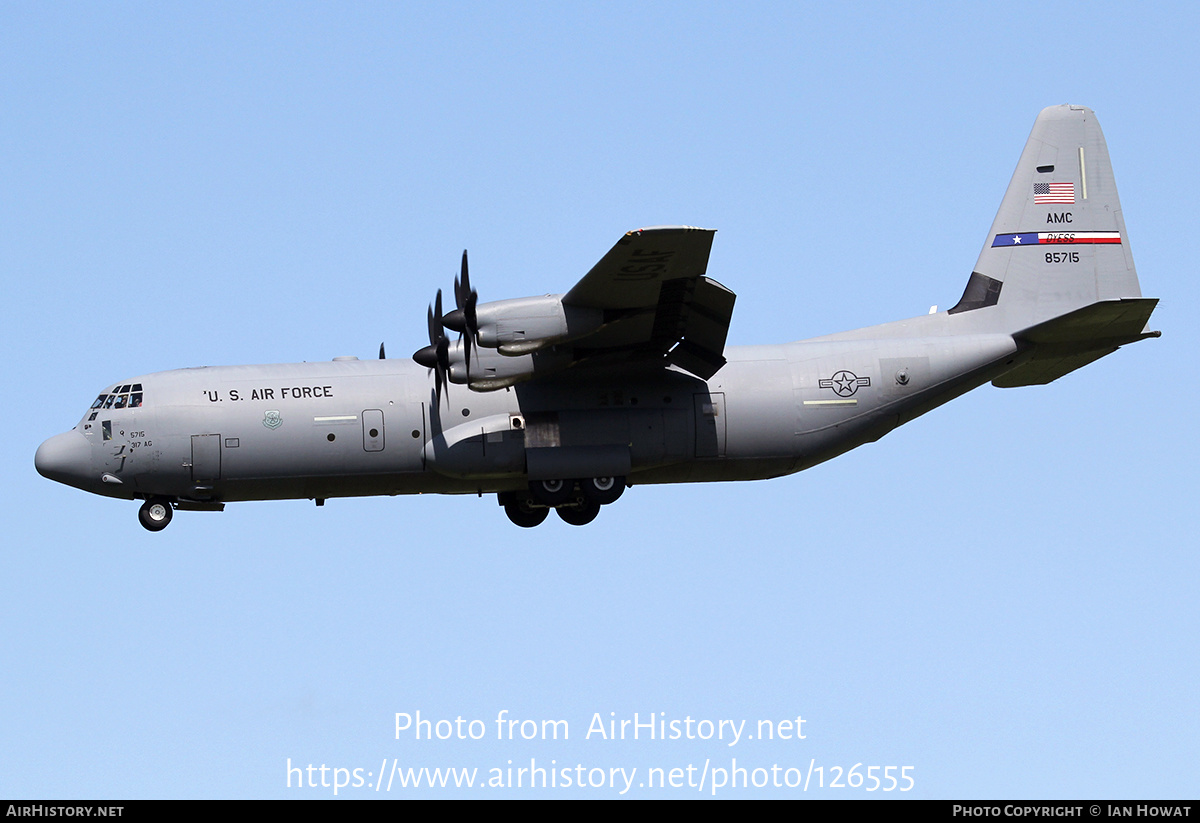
[
  {"left": 440, "top": 342, "right": 573, "bottom": 391},
  {"left": 472, "top": 295, "right": 603, "bottom": 355}
]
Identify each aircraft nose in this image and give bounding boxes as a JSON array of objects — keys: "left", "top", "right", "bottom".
[{"left": 35, "top": 430, "right": 94, "bottom": 488}]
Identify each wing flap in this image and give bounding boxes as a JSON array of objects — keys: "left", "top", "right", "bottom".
[
  {"left": 551, "top": 226, "right": 735, "bottom": 381},
  {"left": 446, "top": 226, "right": 735, "bottom": 389},
  {"left": 667, "top": 277, "right": 736, "bottom": 379}
]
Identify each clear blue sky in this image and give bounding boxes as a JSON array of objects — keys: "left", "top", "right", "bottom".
[{"left": 3, "top": 1, "right": 1196, "bottom": 798}]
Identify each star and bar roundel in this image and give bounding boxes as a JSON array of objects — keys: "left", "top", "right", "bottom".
[
  {"left": 819, "top": 370, "right": 871, "bottom": 398},
  {"left": 992, "top": 231, "right": 1121, "bottom": 247}
]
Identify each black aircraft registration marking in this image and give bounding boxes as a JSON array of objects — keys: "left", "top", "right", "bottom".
[
  {"left": 616, "top": 249, "right": 676, "bottom": 279},
  {"left": 819, "top": 370, "right": 871, "bottom": 397}
]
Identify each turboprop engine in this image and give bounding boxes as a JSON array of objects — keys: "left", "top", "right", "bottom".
[
  {"left": 413, "top": 251, "right": 605, "bottom": 395},
  {"left": 446, "top": 295, "right": 604, "bottom": 355}
]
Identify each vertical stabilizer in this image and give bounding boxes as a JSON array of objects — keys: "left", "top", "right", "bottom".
[
  {"left": 950, "top": 106, "right": 1158, "bottom": 387},
  {"left": 952, "top": 105, "right": 1144, "bottom": 332}
]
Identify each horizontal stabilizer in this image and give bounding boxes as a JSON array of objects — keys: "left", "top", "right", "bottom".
[{"left": 993, "top": 298, "right": 1159, "bottom": 387}]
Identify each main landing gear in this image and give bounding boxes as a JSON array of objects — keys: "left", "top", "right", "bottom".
[
  {"left": 502, "top": 495, "right": 550, "bottom": 528},
  {"left": 138, "top": 498, "right": 174, "bottom": 532},
  {"left": 500, "top": 477, "right": 626, "bottom": 527}
]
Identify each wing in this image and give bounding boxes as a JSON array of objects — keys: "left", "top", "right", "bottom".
[
  {"left": 564, "top": 226, "right": 718, "bottom": 308},
  {"left": 414, "top": 226, "right": 736, "bottom": 392},
  {"left": 561, "top": 226, "right": 735, "bottom": 380}
]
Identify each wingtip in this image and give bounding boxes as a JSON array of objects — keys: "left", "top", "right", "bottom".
[{"left": 629, "top": 225, "right": 716, "bottom": 235}]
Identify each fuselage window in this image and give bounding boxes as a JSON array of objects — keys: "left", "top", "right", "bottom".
[
  {"left": 91, "top": 395, "right": 107, "bottom": 409},
  {"left": 113, "top": 395, "right": 128, "bottom": 409}
]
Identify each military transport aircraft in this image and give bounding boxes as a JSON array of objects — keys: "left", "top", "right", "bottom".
[{"left": 36, "top": 105, "right": 1159, "bottom": 530}]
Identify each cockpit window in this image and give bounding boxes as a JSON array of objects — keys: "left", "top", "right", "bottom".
[{"left": 89, "top": 383, "right": 144, "bottom": 413}]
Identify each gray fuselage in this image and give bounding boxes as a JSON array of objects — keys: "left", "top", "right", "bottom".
[{"left": 37, "top": 312, "right": 1020, "bottom": 506}]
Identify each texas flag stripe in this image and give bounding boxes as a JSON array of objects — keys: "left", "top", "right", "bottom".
[{"left": 992, "top": 231, "right": 1121, "bottom": 247}]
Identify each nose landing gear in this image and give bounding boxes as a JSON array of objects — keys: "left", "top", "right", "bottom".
[{"left": 138, "top": 498, "right": 174, "bottom": 532}]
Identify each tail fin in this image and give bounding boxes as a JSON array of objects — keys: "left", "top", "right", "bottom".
[{"left": 949, "top": 105, "right": 1159, "bottom": 386}]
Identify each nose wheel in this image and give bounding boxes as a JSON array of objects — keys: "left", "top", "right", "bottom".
[{"left": 138, "top": 498, "right": 174, "bottom": 532}]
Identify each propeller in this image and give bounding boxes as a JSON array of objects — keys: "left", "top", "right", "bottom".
[
  {"left": 412, "top": 250, "right": 479, "bottom": 401},
  {"left": 443, "top": 250, "right": 478, "bottom": 375},
  {"left": 412, "top": 289, "right": 450, "bottom": 401}
]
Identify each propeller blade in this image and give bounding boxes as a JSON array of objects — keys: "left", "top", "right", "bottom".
[
  {"left": 419, "top": 291, "right": 451, "bottom": 404},
  {"left": 426, "top": 303, "right": 438, "bottom": 348},
  {"left": 443, "top": 250, "right": 477, "bottom": 375},
  {"left": 435, "top": 337, "right": 448, "bottom": 401},
  {"left": 459, "top": 250, "right": 470, "bottom": 304},
  {"left": 436, "top": 336, "right": 449, "bottom": 374},
  {"left": 460, "top": 250, "right": 477, "bottom": 331}
]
